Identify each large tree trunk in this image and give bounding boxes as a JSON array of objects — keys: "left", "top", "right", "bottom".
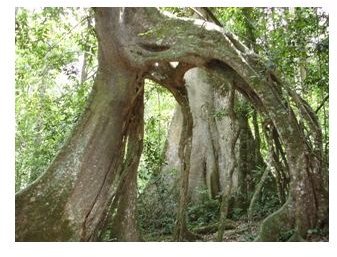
[
  {"left": 129, "top": 7, "right": 327, "bottom": 240},
  {"left": 15, "top": 8, "right": 145, "bottom": 241},
  {"left": 217, "top": 85, "right": 241, "bottom": 241},
  {"left": 147, "top": 66, "right": 198, "bottom": 241},
  {"left": 99, "top": 86, "right": 144, "bottom": 242},
  {"left": 139, "top": 67, "right": 261, "bottom": 241},
  {"left": 16, "top": 8, "right": 327, "bottom": 241},
  {"left": 145, "top": 67, "right": 259, "bottom": 212},
  {"left": 173, "top": 89, "right": 195, "bottom": 241}
]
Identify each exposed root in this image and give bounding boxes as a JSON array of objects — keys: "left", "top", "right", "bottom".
[
  {"left": 177, "top": 227, "right": 203, "bottom": 241},
  {"left": 193, "top": 220, "right": 236, "bottom": 235},
  {"left": 255, "top": 197, "right": 294, "bottom": 241}
]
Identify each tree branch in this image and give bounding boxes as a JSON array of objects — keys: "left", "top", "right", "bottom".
[
  {"left": 315, "top": 94, "right": 329, "bottom": 113},
  {"left": 190, "top": 7, "right": 223, "bottom": 27}
]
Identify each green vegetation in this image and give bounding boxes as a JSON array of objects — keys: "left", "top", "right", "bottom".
[
  {"left": 15, "top": 8, "right": 96, "bottom": 191},
  {"left": 138, "top": 81, "right": 176, "bottom": 194},
  {"left": 15, "top": 7, "right": 328, "bottom": 242}
]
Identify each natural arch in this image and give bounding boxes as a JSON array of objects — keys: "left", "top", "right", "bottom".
[{"left": 15, "top": 7, "right": 328, "bottom": 242}]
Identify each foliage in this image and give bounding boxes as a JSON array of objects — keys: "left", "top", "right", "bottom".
[
  {"left": 249, "top": 172, "right": 281, "bottom": 219},
  {"left": 160, "top": 7, "right": 194, "bottom": 17},
  {"left": 212, "top": 107, "right": 228, "bottom": 120},
  {"left": 279, "top": 228, "right": 296, "bottom": 241},
  {"left": 229, "top": 207, "right": 245, "bottom": 220},
  {"left": 15, "top": 7, "right": 329, "bottom": 241},
  {"left": 137, "top": 169, "right": 178, "bottom": 239},
  {"left": 15, "top": 8, "right": 96, "bottom": 191},
  {"left": 137, "top": 80, "right": 176, "bottom": 193},
  {"left": 187, "top": 188, "right": 220, "bottom": 228},
  {"left": 136, "top": 81, "right": 177, "bottom": 239},
  {"left": 215, "top": 7, "right": 329, "bottom": 159}
]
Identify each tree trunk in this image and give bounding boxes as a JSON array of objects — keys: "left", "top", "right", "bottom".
[
  {"left": 217, "top": 86, "right": 241, "bottom": 241},
  {"left": 173, "top": 94, "right": 195, "bottom": 241},
  {"left": 15, "top": 8, "right": 145, "bottom": 241},
  {"left": 155, "top": 67, "right": 259, "bottom": 203},
  {"left": 247, "top": 165, "right": 270, "bottom": 221},
  {"left": 16, "top": 8, "right": 327, "bottom": 241},
  {"left": 101, "top": 86, "right": 144, "bottom": 242},
  {"left": 138, "top": 8, "right": 327, "bottom": 240},
  {"left": 140, "top": 67, "right": 260, "bottom": 242}
]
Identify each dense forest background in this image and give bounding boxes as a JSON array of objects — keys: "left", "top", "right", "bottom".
[{"left": 15, "top": 7, "right": 329, "bottom": 242}]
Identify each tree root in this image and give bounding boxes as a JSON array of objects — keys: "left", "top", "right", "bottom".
[
  {"left": 179, "top": 227, "right": 203, "bottom": 241},
  {"left": 193, "top": 220, "right": 236, "bottom": 235},
  {"left": 255, "top": 197, "right": 295, "bottom": 241}
]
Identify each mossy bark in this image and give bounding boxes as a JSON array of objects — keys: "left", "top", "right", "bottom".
[
  {"left": 15, "top": 8, "right": 145, "bottom": 241},
  {"left": 104, "top": 86, "right": 144, "bottom": 242},
  {"left": 133, "top": 7, "right": 327, "bottom": 240},
  {"left": 255, "top": 197, "right": 295, "bottom": 241},
  {"left": 15, "top": 64, "right": 141, "bottom": 241}
]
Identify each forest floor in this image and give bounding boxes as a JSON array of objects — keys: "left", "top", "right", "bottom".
[
  {"left": 143, "top": 218, "right": 329, "bottom": 242},
  {"left": 201, "top": 220, "right": 261, "bottom": 242},
  {"left": 144, "top": 219, "right": 261, "bottom": 242}
]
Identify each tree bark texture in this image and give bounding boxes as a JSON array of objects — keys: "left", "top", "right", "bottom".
[
  {"left": 128, "top": 8, "right": 327, "bottom": 240},
  {"left": 217, "top": 86, "right": 241, "bottom": 241},
  {"left": 16, "top": 8, "right": 146, "bottom": 241},
  {"left": 143, "top": 67, "right": 259, "bottom": 240},
  {"left": 146, "top": 65, "right": 198, "bottom": 241},
  {"left": 99, "top": 85, "right": 144, "bottom": 242},
  {"left": 155, "top": 68, "right": 258, "bottom": 203}
]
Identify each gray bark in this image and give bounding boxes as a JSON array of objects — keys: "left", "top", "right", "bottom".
[
  {"left": 104, "top": 86, "right": 144, "bottom": 242},
  {"left": 152, "top": 67, "right": 259, "bottom": 210},
  {"left": 15, "top": 8, "right": 146, "bottom": 241},
  {"left": 217, "top": 85, "right": 240, "bottom": 241},
  {"left": 130, "top": 8, "right": 327, "bottom": 240}
]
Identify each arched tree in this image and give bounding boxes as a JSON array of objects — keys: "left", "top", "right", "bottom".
[{"left": 16, "top": 7, "right": 328, "bottom": 242}]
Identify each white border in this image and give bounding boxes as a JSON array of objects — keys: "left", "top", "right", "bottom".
[
  {"left": 1, "top": 1, "right": 336, "bottom": 257},
  {"left": 9, "top": 0, "right": 335, "bottom": 7}
]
